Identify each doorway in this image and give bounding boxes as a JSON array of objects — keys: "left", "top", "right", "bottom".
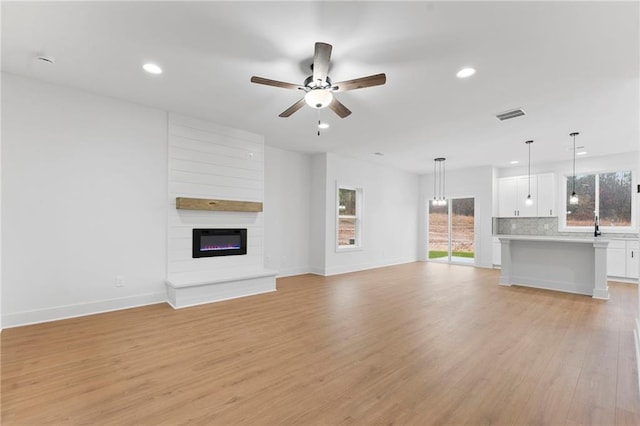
[{"left": 428, "top": 197, "right": 475, "bottom": 263}]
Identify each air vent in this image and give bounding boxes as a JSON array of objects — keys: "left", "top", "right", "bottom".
[{"left": 496, "top": 108, "right": 526, "bottom": 121}]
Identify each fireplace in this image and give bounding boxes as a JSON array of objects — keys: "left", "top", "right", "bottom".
[{"left": 192, "top": 228, "right": 247, "bottom": 258}]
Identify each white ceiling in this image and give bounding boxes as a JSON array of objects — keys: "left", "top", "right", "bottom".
[{"left": 2, "top": 1, "right": 638, "bottom": 174}]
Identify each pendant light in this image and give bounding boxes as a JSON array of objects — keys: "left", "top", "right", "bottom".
[
  {"left": 432, "top": 158, "right": 447, "bottom": 206},
  {"left": 569, "top": 132, "right": 579, "bottom": 205},
  {"left": 525, "top": 140, "right": 534, "bottom": 206}
]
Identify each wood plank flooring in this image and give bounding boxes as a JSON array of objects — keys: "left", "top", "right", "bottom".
[{"left": 2, "top": 262, "right": 639, "bottom": 425}]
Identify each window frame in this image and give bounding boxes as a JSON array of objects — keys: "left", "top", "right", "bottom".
[
  {"left": 336, "top": 184, "right": 363, "bottom": 252},
  {"left": 559, "top": 169, "right": 636, "bottom": 233}
]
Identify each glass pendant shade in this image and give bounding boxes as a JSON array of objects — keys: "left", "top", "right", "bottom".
[
  {"left": 569, "top": 192, "right": 579, "bottom": 205},
  {"left": 525, "top": 195, "right": 533, "bottom": 206},
  {"left": 304, "top": 89, "right": 333, "bottom": 109}
]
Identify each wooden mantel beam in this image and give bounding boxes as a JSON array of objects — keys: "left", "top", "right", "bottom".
[{"left": 176, "top": 197, "right": 263, "bottom": 212}]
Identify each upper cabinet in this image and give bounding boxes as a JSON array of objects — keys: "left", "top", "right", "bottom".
[
  {"left": 497, "top": 173, "right": 556, "bottom": 218},
  {"left": 536, "top": 173, "right": 556, "bottom": 217},
  {"left": 497, "top": 176, "right": 537, "bottom": 217}
]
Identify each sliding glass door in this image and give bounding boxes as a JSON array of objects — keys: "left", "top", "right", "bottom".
[{"left": 428, "top": 198, "right": 475, "bottom": 263}]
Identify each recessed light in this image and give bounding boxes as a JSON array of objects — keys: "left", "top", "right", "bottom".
[
  {"left": 456, "top": 67, "right": 476, "bottom": 78},
  {"left": 577, "top": 151, "right": 588, "bottom": 156},
  {"left": 510, "top": 160, "right": 519, "bottom": 164},
  {"left": 143, "top": 63, "right": 163, "bottom": 75},
  {"left": 318, "top": 122, "right": 329, "bottom": 129}
]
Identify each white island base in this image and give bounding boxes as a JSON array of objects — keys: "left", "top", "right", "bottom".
[{"left": 499, "top": 236, "right": 610, "bottom": 300}]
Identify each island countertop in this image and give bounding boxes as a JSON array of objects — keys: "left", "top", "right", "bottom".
[{"left": 497, "top": 235, "right": 610, "bottom": 244}]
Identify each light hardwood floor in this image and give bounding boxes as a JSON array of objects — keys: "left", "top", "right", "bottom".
[{"left": 2, "top": 262, "right": 639, "bottom": 425}]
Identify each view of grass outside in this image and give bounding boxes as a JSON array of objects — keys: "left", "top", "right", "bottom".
[
  {"left": 428, "top": 198, "right": 474, "bottom": 260},
  {"left": 428, "top": 204, "right": 448, "bottom": 259},
  {"left": 566, "top": 171, "right": 632, "bottom": 227},
  {"left": 428, "top": 250, "right": 474, "bottom": 259}
]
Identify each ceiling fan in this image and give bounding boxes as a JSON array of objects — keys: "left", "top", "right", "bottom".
[{"left": 250, "top": 42, "right": 386, "bottom": 119}]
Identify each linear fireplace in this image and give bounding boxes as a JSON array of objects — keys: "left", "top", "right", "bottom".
[{"left": 192, "top": 228, "right": 247, "bottom": 258}]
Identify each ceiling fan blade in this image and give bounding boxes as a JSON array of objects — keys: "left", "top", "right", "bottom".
[
  {"left": 278, "top": 98, "right": 306, "bottom": 118},
  {"left": 251, "top": 76, "right": 304, "bottom": 90},
  {"left": 328, "top": 97, "right": 352, "bottom": 119},
  {"left": 332, "top": 73, "right": 387, "bottom": 92},
  {"left": 312, "top": 42, "right": 332, "bottom": 85}
]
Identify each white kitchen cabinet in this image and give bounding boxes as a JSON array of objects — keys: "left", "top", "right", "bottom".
[
  {"left": 607, "top": 239, "right": 639, "bottom": 280},
  {"left": 492, "top": 237, "right": 501, "bottom": 266},
  {"left": 627, "top": 241, "right": 639, "bottom": 279},
  {"left": 536, "top": 173, "right": 556, "bottom": 217},
  {"left": 497, "top": 176, "right": 538, "bottom": 218},
  {"left": 607, "top": 240, "right": 626, "bottom": 277},
  {"left": 497, "top": 177, "right": 518, "bottom": 217}
]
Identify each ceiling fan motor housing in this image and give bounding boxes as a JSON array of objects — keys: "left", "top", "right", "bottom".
[{"left": 304, "top": 75, "right": 332, "bottom": 90}]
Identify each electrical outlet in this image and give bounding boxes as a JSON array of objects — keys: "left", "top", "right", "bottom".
[
  {"left": 544, "top": 223, "right": 549, "bottom": 230},
  {"left": 115, "top": 276, "right": 124, "bottom": 287},
  {"left": 511, "top": 223, "right": 516, "bottom": 230}
]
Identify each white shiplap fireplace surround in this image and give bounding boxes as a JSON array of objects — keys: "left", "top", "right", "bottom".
[{"left": 165, "top": 113, "right": 276, "bottom": 308}]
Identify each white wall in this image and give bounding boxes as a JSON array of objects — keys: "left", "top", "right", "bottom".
[
  {"left": 309, "top": 153, "right": 328, "bottom": 274},
  {"left": 313, "top": 152, "right": 419, "bottom": 276},
  {"left": 0, "top": 69, "right": 3, "bottom": 331},
  {"left": 264, "top": 146, "right": 311, "bottom": 277},
  {"left": 2, "top": 73, "right": 168, "bottom": 327},
  {"left": 634, "top": 151, "right": 640, "bottom": 389},
  {"left": 167, "top": 113, "right": 265, "bottom": 279},
  {"left": 419, "top": 166, "right": 495, "bottom": 268}
]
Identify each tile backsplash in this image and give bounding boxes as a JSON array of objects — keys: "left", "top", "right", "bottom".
[{"left": 493, "top": 217, "right": 638, "bottom": 239}]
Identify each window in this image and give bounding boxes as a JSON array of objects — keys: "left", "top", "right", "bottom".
[
  {"left": 337, "top": 186, "right": 362, "bottom": 249},
  {"left": 563, "top": 170, "right": 634, "bottom": 231}
]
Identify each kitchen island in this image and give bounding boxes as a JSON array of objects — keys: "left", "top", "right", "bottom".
[{"left": 499, "top": 235, "right": 610, "bottom": 299}]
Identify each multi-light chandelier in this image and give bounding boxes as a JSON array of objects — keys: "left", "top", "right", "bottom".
[{"left": 432, "top": 157, "right": 447, "bottom": 206}]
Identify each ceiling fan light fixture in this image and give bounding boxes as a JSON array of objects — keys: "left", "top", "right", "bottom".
[
  {"left": 251, "top": 42, "right": 385, "bottom": 119},
  {"left": 305, "top": 89, "right": 333, "bottom": 109}
]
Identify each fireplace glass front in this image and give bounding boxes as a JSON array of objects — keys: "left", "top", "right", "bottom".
[{"left": 192, "top": 228, "right": 247, "bottom": 258}]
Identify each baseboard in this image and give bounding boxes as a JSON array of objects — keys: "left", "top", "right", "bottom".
[
  {"left": 293, "top": 259, "right": 417, "bottom": 277},
  {"left": 307, "top": 266, "right": 327, "bottom": 276},
  {"left": 635, "top": 317, "right": 640, "bottom": 394},
  {"left": 2, "top": 292, "right": 167, "bottom": 328},
  {"left": 607, "top": 276, "right": 639, "bottom": 284},
  {"left": 276, "top": 266, "right": 314, "bottom": 278},
  {"left": 324, "top": 258, "right": 416, "bottom": 276}
]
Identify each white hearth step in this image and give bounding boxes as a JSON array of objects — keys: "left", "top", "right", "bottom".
[{"left": 165, "top": 269, "right": 277, "bottom": 309}]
